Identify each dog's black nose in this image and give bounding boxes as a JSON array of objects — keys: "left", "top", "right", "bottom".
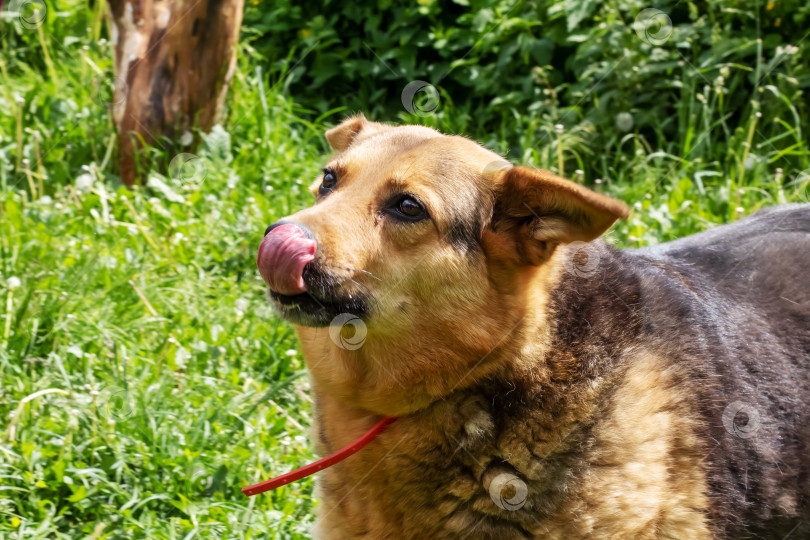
[{"left": 264, "top": 221, "right": 316, "bottom": 240}]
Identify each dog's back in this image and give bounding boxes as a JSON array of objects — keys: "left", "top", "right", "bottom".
[
  {"left": 627, "top": 204, "right": 810, "bottom": 537},
  {"left": 639, "top": 203, "right": 810, "bottom": 307}
]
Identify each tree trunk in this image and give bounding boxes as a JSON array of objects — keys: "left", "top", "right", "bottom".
[{"left": 107, "top": 0, "right": 244, "bottom": 185}]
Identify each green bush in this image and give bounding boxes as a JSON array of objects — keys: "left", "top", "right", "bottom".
[{"left": 245, "top": 0, "right": 810, "bottom": 179}]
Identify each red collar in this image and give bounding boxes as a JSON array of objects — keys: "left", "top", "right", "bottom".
[{"left": 242, "top": 416, "right": 397, "bottom": 496}]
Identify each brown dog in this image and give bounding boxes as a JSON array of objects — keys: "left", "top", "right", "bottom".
[{"left": 257, "top": 114, "right": 810, "bottom": 539}]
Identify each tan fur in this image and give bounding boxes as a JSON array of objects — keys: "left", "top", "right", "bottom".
[
  {"left": 546, "top": 354, "right": 711, "bottom": 539},
  {"left": 265, "top": 115, "right": 711, "bottom": 538}
]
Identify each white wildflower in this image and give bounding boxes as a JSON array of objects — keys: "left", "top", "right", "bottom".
[
  {"left": 179, "top": 131, "right": 194, "bottom": 147},
  {"left": 615, "top": 112, "right": 634, "bottom": 132},
  {"left": 75, "top": 173, "right": 94, "bottom": 192}
]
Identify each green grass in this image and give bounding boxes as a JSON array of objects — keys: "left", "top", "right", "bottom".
[
  {"left": 1, "top": 0, "right": 809, "bottom": 538},
  {"left": 0, "top": 86, "right": 327, "bottom": 538}
]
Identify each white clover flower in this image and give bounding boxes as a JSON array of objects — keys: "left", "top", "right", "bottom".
[
  {"left": 179, "top": 131, "right": 194, "bottom": 147},
  {"left": 8, "top": 277, "right": 21, "bottom": 289},
  {"left": 175, "top": 346, "right": 190, "bottom": 369},
  {"left": 615, "top": 112, "right": 633, "bottom": 132},
  {"left": 210, "top": 325, "right": 222, "bottom": 342},
  {"left": 745, "top": 156, "right": 756, "bottom": 170},
  {"left": 100, "top": 256, "right": 118, "bottom": 269},
  {"left": 75, "top": 173, "right": 94, "bottom": 192}
]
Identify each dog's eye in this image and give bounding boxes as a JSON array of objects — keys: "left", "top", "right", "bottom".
[
  {"left": 319, "top": 169, "right": 337, "bottom": 196},
  {"left": 399, "top": 198, "right": 423, "bottom": 217},
  {"left": 390, "top": 196, "right": 427, "bottom": 221}
]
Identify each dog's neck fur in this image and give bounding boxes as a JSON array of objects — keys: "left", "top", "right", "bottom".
[
  {"left": 302, "top": 243, "right": 685, "bottom": 539},
  {"left": 301, "top": 242, "right": 644, "bottom": 459}
]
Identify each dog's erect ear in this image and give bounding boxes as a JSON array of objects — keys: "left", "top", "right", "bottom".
[
  {"left": 324, "top": 113, "right": 389, "bottom": 152},
  {"left": 484, "top": 166, "right": 630, "bottom": 266}
]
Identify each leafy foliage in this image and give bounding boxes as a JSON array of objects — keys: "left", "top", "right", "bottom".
[{"left": 245, "top": 0, "right": 810, "bottom": 179}]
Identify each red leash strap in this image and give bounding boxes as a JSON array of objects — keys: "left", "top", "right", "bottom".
[{"left": 242, "top": 416, "right": 397, "bottom": 496}]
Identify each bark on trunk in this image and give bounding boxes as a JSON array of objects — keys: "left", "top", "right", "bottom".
[{"left": 107, "top": 0, "right": 244, "bottom": 185}]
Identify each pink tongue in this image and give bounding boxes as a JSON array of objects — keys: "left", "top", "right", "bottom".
[{"left": 257, "top": 224, "right": 316, "bottom": 295}]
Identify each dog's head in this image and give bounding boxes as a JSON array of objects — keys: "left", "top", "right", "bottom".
[{"left": 258, "top": 114, "right": 630, "bottom": 413}]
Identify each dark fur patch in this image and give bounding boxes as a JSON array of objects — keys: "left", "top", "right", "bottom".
[
  {"left": 466, "top": 206, "right": 810, "bottom": 537},
  {"left": 430, "top": 155, "right": 494, "bottom": 255},
  {"left": 623, "top": 204, "right": 810, "bottom": 538},
  {"left": 446, "top": 205, "right": 491, "bottom": 255}
]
